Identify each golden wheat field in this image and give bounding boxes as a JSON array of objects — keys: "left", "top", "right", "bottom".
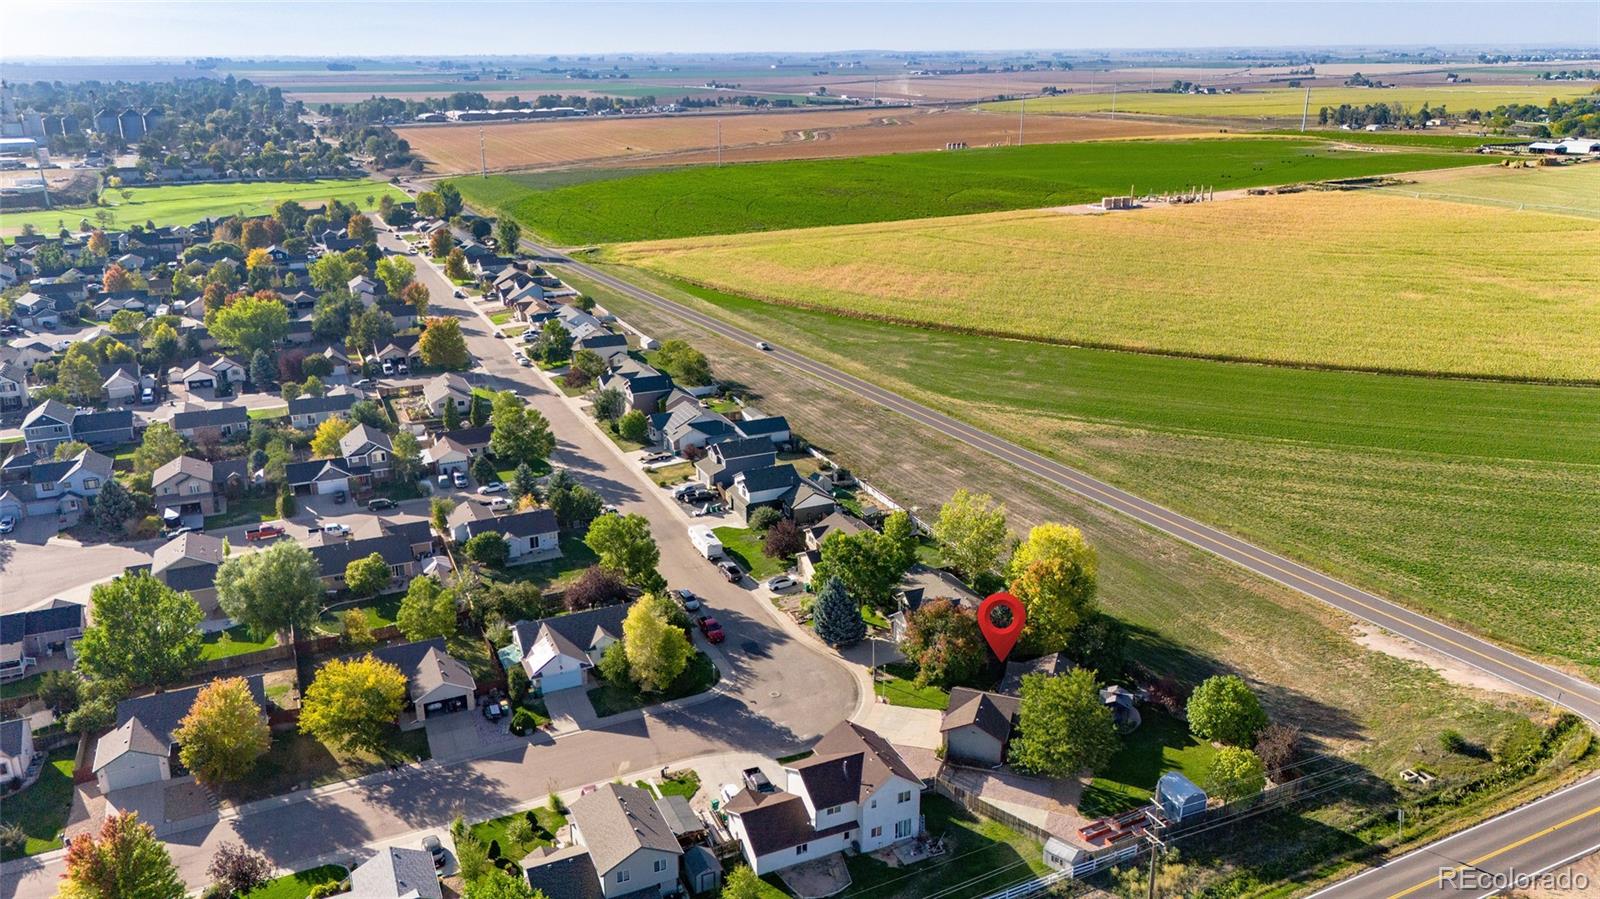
[
  {"left": 399, "top": 107, "right": 1198, "bottom": 173},
  {"left": 608, "top": 190, "right": 1600, "bottom": 380}
]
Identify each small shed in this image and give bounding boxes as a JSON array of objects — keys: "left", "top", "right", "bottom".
[
  {"left": 1156, "top": 772, "right": 1207, "bottom": 823},
  {"left": 1042, "top": 836, "right": 1087, "bottom": 872},
  {"left": 682, "top": 844, "right": 723, "bottom": 895}
]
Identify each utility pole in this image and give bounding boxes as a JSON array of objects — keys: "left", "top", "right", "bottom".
[
  {"left": 1142, "top": 808, "right": 1167, "bottom": 899},
  {"left": 1301, "top": 87, "right": 1311, "bottom": 132},
  {"left": 716, "top": 119, "right": 722, "bottom": 167},
  {"left": 478, "top": 128, "right": 487, "bottom": 178},
  {"left": 1112, "top": 82, "right": 1118, "bottom": 114},
  {"left": 1017, "top": 96, "right": 1025, "bottom": 147}
]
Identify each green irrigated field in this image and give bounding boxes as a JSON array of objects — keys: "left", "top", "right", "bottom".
[
  {"left": 0, "top": 178, "right": 404, "bottom": 236},
  {"left": 450, "top": 139, "right": 1486, "bottom": 244},
  {"left": 1376, "top": 162, "right": 1600, "bottom": 218},
  {"left": 608, "top": 190, "right": 1600, "bottom": 381},
  {"left": 986, "top": 82, "right": 1597, "bottom": 118},
  {"left": 585, "top": 268, "right": 1600, "bottom": 676}
]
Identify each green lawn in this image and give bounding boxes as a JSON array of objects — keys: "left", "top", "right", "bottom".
[
  {"left": 489, "top": 310, "right": 514, "bottom": 325},
  {"left": 200, "top": 624, "right": 278, "bottom": 661},
  {"left": 602, "top": 269, "right": 1600, "bottom": 678},
  {"left": 452, "top": 139, "right": 1485, "bottom": 245},
  {"left": 248, "top": 406, "right": 288, "bottom": 420},
  {"left": 469, "top": 803, "right": 567, "bottom": 863},
  {"left": 0, "top": 749, "right": 75, "bottom": 859},
  {"left": 239, "top": 864, "right": 348, "bottom": 899},
  {"left": 1079, "top": 708, "right": 1219, "bottom": 819},
  {"left": 587, "top": 652, "right": 719, "bottom": 718},
  {"left": 861, "top": 604, "right": 891, "bottom": 631},
  {"left": 202, "top": 493, "right": 279, "bottom": 530},
  {"left": 219, "top": 728, "right": 429, "bottom": 804},
  {"left": 713, "top": 527, "right": 786, "bottom": 580},
  {"left": 488, "top": 534, "right": 599, "bottom": 589},
  {"left": 841, "top": 794, "right": 1047, "bottom": 899},
  {"left": 874, "top": 662, "right": 950, "bottom": 710},
  {"left": 638, "top": 770, "right": 701, "bottom": 800},
  {"left": 447, "top": 632, "right": 501, "bottom": 685},
  {"left": 0, "top": 671, "right": 47, "bottom": 701},
  {"left": 2, "top": 178, "right": 404, "bottom": 236},
  {"left": 647, "top": 461, "right": 696, "bottom": 487},
  {"left": 313, "top": 593, "right": 404, "bottom": 636}
]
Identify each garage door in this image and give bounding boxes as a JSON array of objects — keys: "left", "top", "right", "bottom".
[
  {"left": 538, "top": 668, "right": 585, "bottom": 693},
  {"left": 424, "top": 694, "right": 469, "bottom": 716}
]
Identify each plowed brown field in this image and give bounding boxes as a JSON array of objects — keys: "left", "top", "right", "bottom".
[{"left": 400, "top": 106, "right": 1201, "bottom": 173}]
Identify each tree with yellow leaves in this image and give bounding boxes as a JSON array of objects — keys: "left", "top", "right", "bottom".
[{"left": 172, "top": 677, "right": 269, "bottom": 786}]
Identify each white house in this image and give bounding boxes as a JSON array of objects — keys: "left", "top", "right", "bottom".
[
  {"left": 503, "top": 603, "right": 630, "bottom": 694},
  {"left": 724, "top": 722, "right": 923, "bottom": 876},
  {"left": 456, "top": 507, "right": 560, "bottom": 564},
  {"left": 349, "top": 847, "right": 443, "bottom": 899},
  {"left": 94, "top": 676, "right": 268, "bottom": 794},
  {"left": 0, "top": 718, "right": 35, "bottom": 784},
  {"left": 524, "top": 783, "right": 683, "bottom": 899}
]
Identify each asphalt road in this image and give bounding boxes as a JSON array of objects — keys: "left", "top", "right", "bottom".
[
  {"left": 1307, "top": 774, "right": 1600, "bottom": 898},
  {"left": 538, "top": 249, "right": 1600, "bottom": 728}
]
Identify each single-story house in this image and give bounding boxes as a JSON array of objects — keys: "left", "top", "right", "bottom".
[
  {"left": 100, "top": 364, "right": 142, "bottom": 405},
  {"left": 502, "top": 602, "right": 631, "bottom": 694},
  {"left": 285, "top": 459, "right": 355, "bottom": 497},
  {"left": 997, "top": 653, "right": 1072, "bottom": 696},
  {"left": 170, "top": 404, "right": 249, "bottom": 443},
  {"left": 423, "top": 434, "right": 473, "bottom": 476},
  {"left": 940, "top": 687, "right": 1020, "bottom": 768},
  {"left": 525, "top": 782, "right": 683, "bottom": 899},
  {"left": 0, "top": 601, "right": 85, "bottom": 681},
  {"left": 349, "top": 847, "right": 443, "bottom": 899},
  {"left": 734, "top": 413, "right": 791, "bottom": 448},
  {"left": 457, "top": 507, "right": 560, "bottom": 564},
  {"left": 94, "top": 675, "right": 267, "bottom": 793},
  {"left": 421, "top": 373, "right": 474, "bottom": 418},
  {"left": 287, "top": 390, "right": 358, "bottom": 430},
  {"left": 308, "top": 532, "right": 417, "bottom": 591},
  {"left": 323, "top": 638, "right": 475, "bottom": 730}
]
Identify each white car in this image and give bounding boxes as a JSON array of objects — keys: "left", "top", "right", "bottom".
[
  {"left": 477, "top": 482, "right": 507, "bottom": 495},
  {"left": 754, "top": 341, "right": 772, "bottom": 351},
  {"left": 53, "top": 339, "right": 73, "bottom": 352},
  {"left": 766, "top": 574, "right": 798, "bottom": 592},
  {"left": 452, "top": 471, "right": 469, "bottom": 488},
  {"left": 0, "top": 516, "right": 15, "bottom": 535},
  {"left": 322, "top": 523, "right": 350, "bottom": 537},
  {"left": 487, "top": 497, "right": 512, "bottom": 512}
]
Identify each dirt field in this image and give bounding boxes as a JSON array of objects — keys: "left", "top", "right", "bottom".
[{"left": 401, "top": 107, "right": 1201, "bottom": 173}]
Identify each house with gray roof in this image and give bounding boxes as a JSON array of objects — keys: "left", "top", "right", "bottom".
[
  {"left": 602, "top": 362, "right": 674, "bottom": 415},
  {"left": 728, "top": 465, "right": 836, "bottom": 528},
  {"left": 340, "top": 423, "right": 393, "bottom": 483},
  {"left": 322, "top": 638, "right": 475, "bottom": 729},
  {"left": 0, "top": 601, "right": 85, "bottom": 681},
  {"left": 455, "top": 507, "right": 560, "bottom": 564},
  {"left": 0, "top": 447, "right": 113, "bottom": 529},
  {"left": 0, "top": 361, "right": 29, "bottom": 414},
  {"left": 170, "top": 404, "right": 248, "bottom": 443},
  {"left": 421, "top": 373, "right": 473, "bottom": 418},
  {"left": 525, "top": 782, "right": 683, "bottom": 899},
  {"left": 0, "top": 718, "right": 35, "bottom": 785},
  {"left": 733, "top": 413, "right": 791, "bottom": 448},
  {"left": 307, "top": 531, "right": 416, "bottom": 592},
  {"left": 151, "top": 455, "right": 246, "bottom": 523},
  {"left": 695, "top": 437, "right": 776, "bottom": 489},
  {"left": 287, "top": 389, "right": 358, "bottom": 429},
  {"left": 940, "top": 687, "right": 1020, "bottom": 768},
  {"left": 349, "top": 846, "right": 443, "bottom": 899},
  {"left": 149, "top": 532, "right": 228, "bottom": 615},
  {"left": 502, "top": 602, "right": 632, "bottom": 694},
  {"left": 93, "top": 675, "right": 267, "bottom": 794}
]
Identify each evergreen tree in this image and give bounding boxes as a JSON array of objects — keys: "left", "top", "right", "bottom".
[{"left": 811, "top": 576, "right": 865, "bottom": 646}]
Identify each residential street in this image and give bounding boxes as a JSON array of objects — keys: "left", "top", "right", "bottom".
[{"left": 0, "top": 225, "right": 864, "bottom": 899}]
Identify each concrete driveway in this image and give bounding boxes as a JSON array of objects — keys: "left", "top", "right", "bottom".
[{"left": 421, "top": 713, "right": 483, "bottom": 763}]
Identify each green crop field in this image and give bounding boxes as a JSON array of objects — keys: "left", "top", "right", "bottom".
[
  {"left": 1261, "top": 128, "right": 1507, "bottom": 149},
  {"left": 0, "top": 178, "right": 405, "bottom": 236},
  {"left": 588, "top": 268, "right": 1600, "bottom": 676},
  {"left": 450, "top": 139, "right": 1486, "bottom": 244},
  {"left": 1376, "top": 162, "right": 1600, "bottom": 218},
  {"left": 986, "top": 82, "right": 1597, "bottom": 118},
  {"left": 608, "top": 190, "right": 1600, "bottom": 381}
]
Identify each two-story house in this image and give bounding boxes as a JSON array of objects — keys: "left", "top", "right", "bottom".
[
  {"left": 524, "top": 783, "right": 684, "bottom": 899},
  {"left": 694, "top": 437, "right": 776, "bottom": 489},
  {"left": 602, "top": 362, "right": 675, "bottom": 415},
  {"left": 723, "top": 722, "right": 924, "bottom": 876},
  {"left": 502, "top": 602, "right": 632, "bottom": 695},
  {"left": 151, "top": 455, "right": 247, "bottom": 524},
  {"left": 649, "top": 404, "right": 738, "bottom": 455},
  {"left": 22, "top": 402, "right": 135, "bottom": 454},
  {"left": 727, "top": 465, "right": 836, "bottom": 527},
  {"left": 148, "top": 531, "right": 228, "bottom": 616},
  {"left": 0, "top": 362, "right": 29, "bottom": 415},
  {"left": 339, "top": 423, "right": 393, "bottom": 485},
  {"left": 0, "top": 448, "right": 113, "bottom": 529},
  {"left": 0, "top": 601, "right": 85, "bottom": 682}
]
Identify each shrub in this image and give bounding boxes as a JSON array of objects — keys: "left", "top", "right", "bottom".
[
  {"left": 747, "top": 506, "right": 781, "bottom": 532},
  {"left": 507, "top": 667, "right": 530, "bottom": 706},
  {"left": 1187, "top": 674, "right": 1269, "bottom": 747},
  {"left": 549, "top": 790, "right": 565, "bottom": 813},
  {"left": 1254, "top": 723, "right": 1301, "bottom": 782},
  {"left": 510, "top": 706, "right": 541, "bottom": 736},
  {"left": 565, "top": 566, "right": 628, "bottom": 611},
  {"left": 276, "top": 488, "right": 295, "bottom": 519},
  {"left": 506, "top": 817, "right": 535, "bottom": 846},
  {"left": 1440, "top": 729, "right": 1469, "bottom": 755},
  {"left": 308, "top": 883, "right": 346, "bottom": 899}
]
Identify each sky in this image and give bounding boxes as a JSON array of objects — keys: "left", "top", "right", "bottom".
[{"left": 2, "top": 0, "right": 1597, "bottom": 58}]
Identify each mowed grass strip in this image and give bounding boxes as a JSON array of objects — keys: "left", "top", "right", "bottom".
[
  {"left": 986, "top": 82, "right": 1598, "bottom": 118},
  {"left": 586, "top": 267, "right": 1600, "bottom": 675},
  {"left": 609, "top": 190, "right": 1600, "bottom": 381},
  {"left": 1, "top": 178, "right": 404, "bottom": 236},
  {"left": 1375, "top": 161, "right": 1600, "bottom": 218},
  {"left": 451, "top": 138, "right": 1485, "bottom": 244}
]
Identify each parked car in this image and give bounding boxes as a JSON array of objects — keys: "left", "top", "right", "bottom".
[
  {"left": 516, "top": 355, "right": 532, "bottom": 367},
  {"left": 487, "top": 497, "right": 512, "bottom": 512},
  {"left": 766, "top": 574, "right": 797, "bottom": 592},
  {"left": 717, "top": 561, "right": 742, "bottom": 583},
  {"left": 352, "top": 378, "right": 373, "bottom": 388},
  {"left": 675, "top": 588, "right": 701, "bottom": 611},
  {"left": 453, "top": 289, "right": 466, "bottom": 299},
  {"left": 481, "top": 700, "right": 506, "bottom": 721},
  {"left": 743, "top": 767, "right": 775, "bottom": 793},
  {"left": 161, "top": 525, "right": 198, "bottom": 539},
  {"left": 677, "top": 488, "right": 714, "bottom": 505},
  {"left": 697, "top": 614, "right": 726, "bottom": 643},
  {"left": 366, "top": 498, "right": 397, "bottom": 511},
  {"left": 436, "top": 473, "right": 451, "bottom": 488},
  {"left": 476, "top": 482, "right": 507, "bottom": 495},
  {"left": 0, "top": 516, "right": 14, "bottom": 535},
  {"left": 322, "top": 523, "right": 350, "bottom": 537},
  {"left": 452, "top": 471, "right": 469, "bottom": 488},
  {"left": 396, "top": 361, "right": 409, "bottom": 374},
  {"left": 332, "top": 490, "right": 348, "bottom": 505},
  {"left": 382, "top": 360, "right": 394, "bottom": 375},
  {"left": 671, "top": 483, "right": 702, "bottom": 499},
  {"left": 422, "top": 835, "right": 448, "bottom": 870},
  {"left": 245, "top": 524, "right": 285, "bottom": 541},
  {"left": 140, "top": 387, "right": 155, "bottom": 404}
]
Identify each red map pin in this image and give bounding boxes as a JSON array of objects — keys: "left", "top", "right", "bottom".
[{"left": 978, "top": 591, "right": 1026, "bottom": 662}]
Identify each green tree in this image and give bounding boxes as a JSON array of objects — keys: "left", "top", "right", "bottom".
[
  {"left": 590, "top": 387, "right": 623, "bottom": 422},
  {"left": 299, "top": 655, "right": 408, "bottom": 754},
  {"left": 442, "top": 395, "right": 462, "bottom": 430},
  {"left": 533, "top": 319, "right": 572, "bottom": 364},
  {"left": 53, "top": 440, "right": 91, "bottom": 461},
  {"left": 548, "top": 481, "right": 603, "bottom": 530},
  {"left": 1008, "top": 669, "right": 1120, "bottom": 778},
  {"left": 933, "top": 489, "right": 1011, "bottom": 583},
  {"left": 1205, "top": 746, "right": 1267, "bottom": 803},
  {"left": 880, "top": 511, "right": 918, "bottom": 574},
  {"left": 78, "top": 573, "right": 203, "bottom": 689},
  {"left": 464, "top": 867, "right": 541, "bottom": 899},
  {"left": 598, "top": 640, "right": 631, "bottom": 684},
  {"left": 810, "top": 526, "right": 908, "bottom": 613},
  {"left": 495, "top": 217, "right": 522, "bottom": 254},
  {"left": 444, "top": 247, "right": 470, "bottom": 281},
  {"left": 215, "top": 540, "right": 323, "bottom": 640},
  {"left": 417, "top": 191, "right": 445, "bottom": 219},
  {"left": 490, "top": 390, "right": 555, "bottom": 467},
  {"left": 653, "top": 339, "right": 712, "bottom": 386},
  {"left": 344, "top": 552, "right": 393, "bottom": 599},
  {"left": 57, "top": 347, "right": 103, "bottom": 402},
  {"left": 172, "top": 677, "right": 269, "bottom": 786},
  {"left": 342, "top": 608, "right": 376, "bottom": 647},
  {"left": 206, "top": 294, "right": 290, "bottom": 355},
  {"left": 249, "top": 349, "right": 275, "bottom": 387},
  {"left": 570, "top": 348, "right": 607, "bottom": 381},
  {"left": 617, "top": 409, "right": 648, "bottom": 443},
  {"left": 91, "top": 478, "right": 139, "bottom": 532},
  {"left": 108, "top": 309, "right": 144, "bottom": 334},
  {"left": 747, "top": 506, "right": 781, "bottom": 532},
  {"left": 1006, "top": 522, "right": 1098, "bottom": 655},
  {"left": 1187, "top": 675, "right": 1269, "bottom": 747},
  {"left": 464, "top": 531, "right": 510, "bottom": 568},
  {"left": 308, "top": 252, "right": 361, "bottom": 293},
  {"left": 471, "top": 452, "right": 499, "bottom": 487},
  {"left": 622, "top": 597, "right": 692, "bottom": 692},
  {"left": 391, "top": 430, "right": 423, "bottom": 483},
  {"left": 302, "top": 374, "right": 326, "bottom": 397},
  {"left": 510, "top": 462, "right": 540, "bottom": 500},
  {"left": 721, "top": 866, "right": 765, "bottom": 899},
  {"left": 585, "top": 513, "right": 660, "bottom": 586},
  {"left": 396, "top": 575, "right": 460, "bottom": 641},
  {"left": 420, "top": 316, "right": 470, "bottom": 369},
  {"left": 63, "top": 812, "right": 186, "bottom": 899},
  {"left": 430, "top": 497, "right": 456, "bottom": 534},
  {"left": 374, "top": 255, "right": 416, "bottom": 296},
  {"left": 902, "top": 599, "right": 987, "bottom": 688},
  {"left": 811, "top": 576, "right": 866, "bottom": 646}
]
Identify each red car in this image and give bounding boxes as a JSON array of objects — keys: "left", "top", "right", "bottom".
[
  {"left": 696, "top": 614, "right": 725, "bottom": 644},
  {"left": 245, "top": 524, "right": 285, "bottom": 541}
]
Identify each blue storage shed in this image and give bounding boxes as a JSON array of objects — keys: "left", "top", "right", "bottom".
[{"left": 1156, "top": 772, "right": 1208, "bottom": 822}]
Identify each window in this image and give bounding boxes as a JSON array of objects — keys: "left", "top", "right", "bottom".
[
  {"left": 898, "top": 790, "right": 912, "bottom": 804},
  {"left": 39, "top": 482, "right": 54, "bottom": 491},
  {"left": 825, "top": 805, "right": 841, "bottom": 816},
  {"left": 616, "top": 870, "right": 630, "bottom": 884},
  {"left": 654, "top": 859, "right": 666, "bottom": 873},
  {"left": 870, "top": 826, "right": 883, "bottom": 839},
  {"left": 870, "top": 799, "right": 877, "bottom": 809},
  {"left": 795, "top": 843, "right": 808, "bottom": 856},
  {"left": 83, "top": 478, "right": 99, "bottom": 490},
  {"left": 895, "top": 819, "right": 913, "bottom": 839}
]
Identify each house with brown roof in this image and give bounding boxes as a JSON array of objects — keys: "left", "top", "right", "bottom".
[
  {"left": 940, "top": 687, "right": 1020, "bottom": 768},
  {"left": 723, "top": 722, "right": 924, "bottom": 875},
  {"left": 523, "top": 782, "right": 683, "bottom": 899}
]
